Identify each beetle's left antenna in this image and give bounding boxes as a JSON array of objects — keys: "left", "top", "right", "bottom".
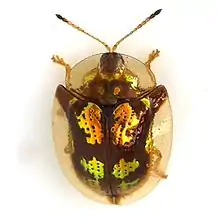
[
  {"left": 55, "top": 14, "right": 111, "bottom": 52},
  {"left": 112, "top": 9, "right": 162, "bottom": 52}
]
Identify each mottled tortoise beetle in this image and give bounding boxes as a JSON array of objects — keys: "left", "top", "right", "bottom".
[{"left": 52, "top": 9, "right": 172, "bottom": 205}]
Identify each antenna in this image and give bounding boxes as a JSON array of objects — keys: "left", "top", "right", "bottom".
[
  {"left": 55, "top": 14, "right": 111, "bottom": 52},
  {"left": 112, "top": 9, "right": 162, "bottom": 52}
]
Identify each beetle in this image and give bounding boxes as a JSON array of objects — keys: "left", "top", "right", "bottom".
[{"left": 52, "top": 9, "right": 172, "bottom": 205}]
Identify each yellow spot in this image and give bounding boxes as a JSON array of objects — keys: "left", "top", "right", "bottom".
[
  {"left": 123, "top": 72, "right": 139, "bottom": 90},
  {"left": 119, "top": 179, "right": 140, "bottom": 190},
  {"left": 99, "top": 72, "right": 121, "bottom": 81},
  {"left": 82, "top": 68, "right": 98, "bottom": 85},
  {"left": 76, "top": 103, "right": 103, "bottom": 145},
  {"left": 111, "top": 103, "right": 141, "bottom": 146},
  {"left": 141, "top": 98, "right": 151, "bottom": 108},
  {"left": 146, "top": 135, "right": 154, "bottom": 154},
  {"left": 69, "top": 97, "right": 77, "bottom": 105},
  {"left": 113, "top": 87, "right": 120, "bottom": 95},
  {"left": 145, "top": 124, "right": 155, "bottom": 154},
  {"left": 80, "top": 157, "right": 104, "bottom": 180},
  {"left": 112, "top": 158, "right": 139, "bottom": 179}
]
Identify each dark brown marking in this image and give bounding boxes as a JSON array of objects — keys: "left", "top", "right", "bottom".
[
  {"left": 137, "top": 85, "right": 168, "bottom": 113},
  {"left": 55, "top": 14, "right": 68, "bottom": 23},
  {"left": 148, "top": 85, "right": 168, "bottom": 113},
  {"left": 149, "top": 9, "right": 162, "bottom": 19}
]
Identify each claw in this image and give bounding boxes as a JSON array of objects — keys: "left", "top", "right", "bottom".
[
  {"left": 153, "top": 49, "right": 160, "bottom": 56},
  {"left": 152, "top": 170, "right": 168, "bottom": 179},
  {"left": 149, "top": 49, "right": 160, "bottom": 61},
  {"left": 52, "top": 55, "right": 59, "bottom": 62}
]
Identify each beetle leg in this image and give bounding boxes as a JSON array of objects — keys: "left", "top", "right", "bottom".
[
  {"left": 52, "top": 55, "right": 72, "bottom": 89},
  {"left": 64, "top": 126, "right": 74, "bottom": 154},
  {"left": 145, "top": 49, "right": 160, "bottom": 83},
  {"left": 152, "top": 170, "right": 168, "bottom": 179},
  {"left": 147, "top": 147, "right": 167, "bottom": 179}
]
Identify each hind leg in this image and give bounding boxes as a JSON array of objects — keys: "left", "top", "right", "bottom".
[
  {"left": 147, "top": 147, "right": 167, "bottom": 179},
  {"left": 146, "top": 132, "right": 167, "bottom": 179}
]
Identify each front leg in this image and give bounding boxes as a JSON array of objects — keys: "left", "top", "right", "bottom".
[
  {"left": 52, "top": 55, "right": 72, "bottom": 89},
  {"left": 145, "top": 49, "right": 160, "bottom": 83}
]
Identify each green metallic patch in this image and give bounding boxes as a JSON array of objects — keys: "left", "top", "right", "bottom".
[
  {"left": 69, "top": 97, "right": 77, "bottom": 105},
  {"left": 145, "top": 131, "right": 154, "bottom": 152},
  {"left": 145, "top": 123, "right": 155, "bottom": 153},
  {"left": 112, "top": 158, "right": 139, "bottom": 179},
  {"left": 80, "top": 157, "right": 104, "bottom": 180},
  {"left": 141, "top": 98, "right": 151, "bottom": 108},
  {"left": 119, "top": 179, "right": 140, "bottom": 190}
]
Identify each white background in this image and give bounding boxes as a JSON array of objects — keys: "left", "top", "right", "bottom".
[{"left": 1, "top": 0, "right": 220, "bottom": 219}]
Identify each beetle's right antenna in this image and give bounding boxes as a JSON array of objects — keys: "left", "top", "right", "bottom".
[
  {"left": 112, "top": 9, "right": 162, "bottom": 52},
  {"left": 55, "top": 14, "right": 111, "bottom": 52}
]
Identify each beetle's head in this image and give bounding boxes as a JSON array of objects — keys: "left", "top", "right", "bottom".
[
  {"left": 87, "top": 52, "right": 137, "bottom": 105},
  {"left": 98, "top": 52, "right": 125, "bottom": 79}
]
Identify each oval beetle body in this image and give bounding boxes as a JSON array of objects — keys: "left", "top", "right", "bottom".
[{"left": 52, "top": 9, "right": 172, "bottom": 205}]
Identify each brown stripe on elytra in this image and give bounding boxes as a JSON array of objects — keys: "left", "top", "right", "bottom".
[
  {"left": 68, "top": 99, "right": 113, "bottom": 195},
  {"left": 108, "top": 99, "right": 154, "bottom": 197}
]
